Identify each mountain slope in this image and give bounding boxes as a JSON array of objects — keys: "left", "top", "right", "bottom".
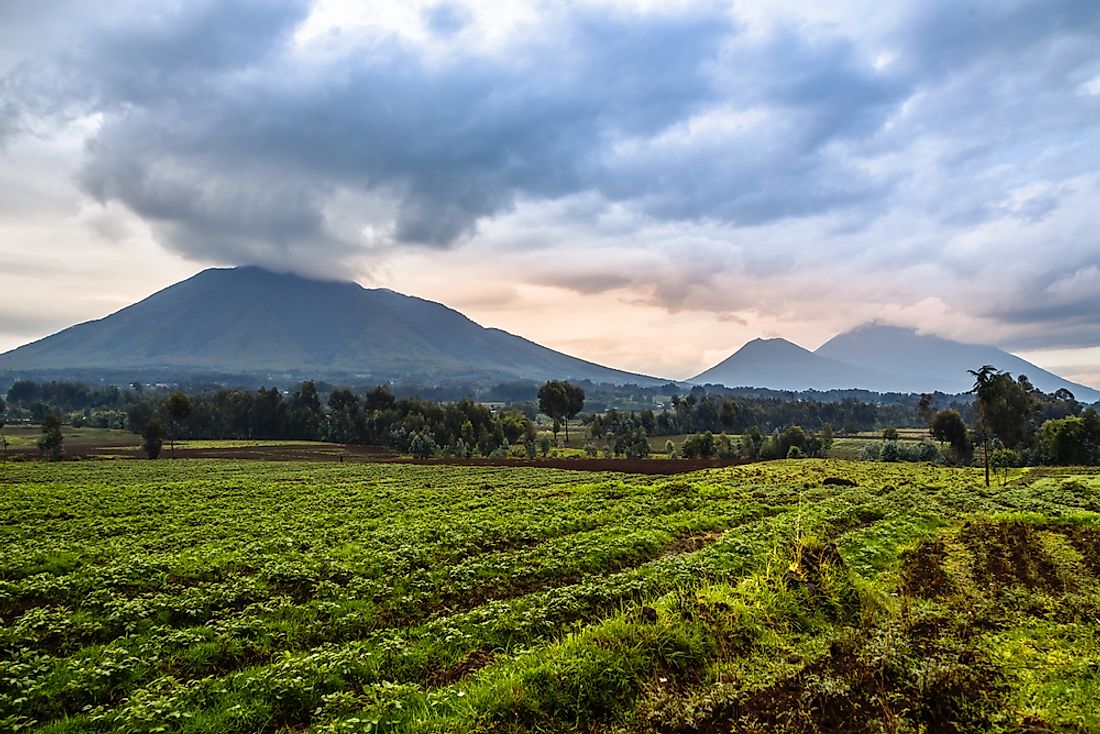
[
  {"left": 690, "top": 337, "right": 920, "bottom": 392},
  {"left": 0, "top": 267, "right": 667, "bottom": 385},
  {"left": 816, "top": 324, "right": 1099, "bottom": 401}
]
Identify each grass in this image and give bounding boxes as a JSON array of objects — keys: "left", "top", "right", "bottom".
[
  {"left": 1, "top": 425, "right": 138, "bottom": 450},
  {"left": 1, "top": 458, "right": 1098, "bottom": 732},
  {"left": 174, "top": 439, "right": 340, "bottom": 449}
]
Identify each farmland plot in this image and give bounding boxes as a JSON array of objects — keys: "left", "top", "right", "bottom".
[{"left": 1, "top": 460, "right": 1098, "bottom": 732}]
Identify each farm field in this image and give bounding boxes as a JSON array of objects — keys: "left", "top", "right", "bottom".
[
  {"left": 2, "top": 459, "right": 1099, "bottom": 732},
  {"left": 0, "top": 426, "right": 139, "bottom": 453}
]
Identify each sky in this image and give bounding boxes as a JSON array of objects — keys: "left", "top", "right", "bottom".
[{"left": 1, "top": 0, "right": 1099, "bottom": 386}]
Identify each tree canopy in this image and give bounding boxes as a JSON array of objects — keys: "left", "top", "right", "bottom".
[{"left": 538, "top": 380, "right": 585, "bottom": 442}]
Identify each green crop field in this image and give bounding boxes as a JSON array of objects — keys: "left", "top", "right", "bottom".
[{"left": 2, "top": 459, "right": 1099, "bottom": 733}]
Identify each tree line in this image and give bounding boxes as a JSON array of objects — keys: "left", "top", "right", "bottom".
[{"left": 3, "top": 371, "right": 1097, "bottom": 469}]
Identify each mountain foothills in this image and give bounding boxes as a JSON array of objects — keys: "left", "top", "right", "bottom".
[
  {"left": 0, "top": 266, "right": 1095, "bottom": 401},
  {"left": 693, "top": 327, "right": 1099, "bottom": 402},
  {"left": 0, "top": 267, "right": 664, "bottom": 386}
]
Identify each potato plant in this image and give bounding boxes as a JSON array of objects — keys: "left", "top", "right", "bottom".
[{"left": 1, "top": 460, "right": 1098, "bottom": 732}]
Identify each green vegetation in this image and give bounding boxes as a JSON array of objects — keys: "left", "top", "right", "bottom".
[
  {"left": 537, "top": 381, "right": 585, "bottom": 444},
  {"left": 36, "top": 411, "right": 64, "bottom": 462},
  {"left": 2, "top": 459, "right": 1099, "bottom": 732}
]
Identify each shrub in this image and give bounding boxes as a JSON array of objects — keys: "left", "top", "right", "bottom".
[
  {"left": 142, "top": 420, "right": 164, "bottom": 460},
  {"left": 409, "top": 431, "right": 438, "bottom": 459}
]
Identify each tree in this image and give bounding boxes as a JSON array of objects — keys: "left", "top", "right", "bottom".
[
  {"left": 126, "top": 401, "right": 155, "bottom": 434},
  {"left": 326, "top": 389, "right": 363, "bottom": 444},
  {"left": 984, "top": 373, "right": 1036, "bottom": 450},
  {"left": 1040, "top": 413, "right": 1099, "bottom": 465},
  {"left": 165, "top": 392, "right": 193, "bottom": 458},
  {"left": 882, "top": 426, "right": 900, "bottom": 442},
  {"left": 917, "top": 394, "right": 935, "bottom": 435},
  {"left": 777, "top": 425, "right": 808, "bottom": 458},
  {"left": 251, "top": 387, "right": 286, "bottom": 439},
  {"left": 142, "top": 419, "right": 164, "bottom": 459},
  {"left": 931, "top": 409, "right": 972, "bottom": 466},
  {"left": 38, "top": 410, "right": 63, "bottom": 461},
  {"left": 681, "top": 432, "right": 715, "bottom": 459},
  {"left": 968, "top": 366, "right": 1037, "bottom": 485},
  {"left": 968, "top": 365, "right": 998, "bottom": 486},
  {"left": 990, "top": 447, "right": 1019, "bottom": 485},
  {"left": 365, "top": 385, "right": 396, "bottom": 413},
  {"left": 538, "top": 380, "right": 585, "bottom": 444},
  {"left": 288, "top": 381, "right": 323, "bottom": 440},
  {"left": 409, "top": 430, "right": 437, "bottom": 459},
  {"left": 719, "top": 399, "right": 738, "bottom": 431}
]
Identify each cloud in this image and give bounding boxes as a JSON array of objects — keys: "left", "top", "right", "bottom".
[
  {"left": 0, "top": 0, "right": 940, "bottom": 270},
  {"left": 2, "top": 0, "right": 1100, "bottom": 361},
  {"left": 422, "top": 2, "right": 472, "bottom": 35}
]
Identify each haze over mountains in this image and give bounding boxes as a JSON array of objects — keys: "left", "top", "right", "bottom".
[
  {"left": 692, "top": 325, "right": 1099, "bottom": 402},
  {"left": 0, "top": 266, "right": 1095, "bottom": 402}
]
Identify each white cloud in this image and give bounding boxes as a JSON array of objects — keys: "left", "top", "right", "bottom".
[{"left": 1, "top": 0, "right": 1099, "bottom": 379}]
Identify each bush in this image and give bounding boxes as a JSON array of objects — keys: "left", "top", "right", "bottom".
[
  {"left": 38, "top": 411, "right": 63, "bottom": 461},
  {"left": 917, "top": 440, "right": 941, "bottom": 462},
  {"left": 681, "top": 432, "right": 715, "bottom": 459},
  {"left": 409, "top": 430, "right": 438, "bottom": 459},
  {"left": 861, "top": 442, "right": 882, "bottom": 461},
  {"left": 451, "top": 438, "right": 471, "bottom": 459},
  {"left": 142, "top": 420, "right": 164, "bottom": 460}
]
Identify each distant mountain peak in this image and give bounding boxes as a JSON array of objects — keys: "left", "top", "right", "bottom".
[
  {"left": 690, "top": 335, "right": 897, "bottom": 392},
  {"left": 0, "top": 266, "right": 667, "bottom": 386},
  {"left": 817, "top": 324, "right": 1098, "bottom": 400},
  {"left": 689, "top": 324, "right": 1098, "bottom": 400}
]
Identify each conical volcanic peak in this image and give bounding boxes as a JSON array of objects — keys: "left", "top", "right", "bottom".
[{"left": 0, "top": 267, "right": 666, "bottom": 386}]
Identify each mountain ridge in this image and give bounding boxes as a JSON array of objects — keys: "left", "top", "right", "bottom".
[
  {"left": 815, "top": 324, "right": 1097, "bottom": 400},
  {"left": 3, "top": 268, "right": 1095, "bottom": 400},
  {"left": 690, "top": 336, "right": 951, "bottom": 394},
  {"left": 0, "top": 267, "right": 668, "bottom": 386},
  {"left": 691, "top": 325, "right": 1097, "bottom": 401}
]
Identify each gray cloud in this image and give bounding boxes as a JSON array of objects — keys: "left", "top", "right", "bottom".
[
  {"left": 0, "top": 0, "right": 914, "bottom": 269},
  {"left": 2, "top": 0, "right": 1100, "bottom": 355},
  {"left": 985, "top": 265, "right": 1100, "bottom": 349}
]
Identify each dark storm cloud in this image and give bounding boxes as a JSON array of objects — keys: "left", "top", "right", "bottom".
[
  {"left": 9, "top": 1, "right": 750, "bottom": 265},
  {"left": 985, "top": 266, "right": 1100, "bottom": 349},
  {"left": 2, "top": 0, "right": 1099, "bottom": 299}
]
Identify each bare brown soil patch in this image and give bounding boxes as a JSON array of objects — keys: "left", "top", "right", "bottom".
[
  {"left": 665, "top": 531, "right": 724, "bottom": 556},
  {"left": 959, "top": 521, "right": 1065, "bottom": 593},
  {"left": 428, "top": 649, "right": 497, "bottom": 686},
  {"left": 900, "top": 539, "right": 953, "bottom": 599},
  {"left": 1062, "top": 526, "right": 1100, "bottom": 576}
]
